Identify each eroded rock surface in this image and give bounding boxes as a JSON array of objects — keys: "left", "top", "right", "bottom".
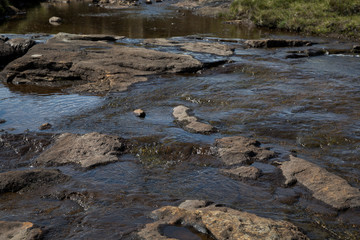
[
  {"left": 220, "top": 166, "right": 262, "bottom": 180},
  {"left": 0, "top": 169, "right": 69, "bottom": 193},
  {"left": 0, "top": 38, "right": 35, "bottom": 67},
  {"left": 138, "top": 200, "right": 309, "bottom": 240},
  {"left": 173, "top": 105, "right": 215, "bottom": 134},
  {"left": 245, "top": 39, "right": 312, "bottom": 48},
  {"left": 35, "top": 132, "right": 128, "bottom": 168},
  {"left": 215, "top": 136, "right": 275, "bottom": 166},
  {"left": 1, "top": 33, "right": 203, "bottom": 93},
  {"left": 280, "top": 155, "right": 360, "bottom": 209},
  {"left": 0, "top": 221, "right": 43, "bottom": 240}
]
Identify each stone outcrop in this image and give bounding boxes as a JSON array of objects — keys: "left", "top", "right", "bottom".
[
  {"left": 245, "top": 39, "right": 312, "bottom": 48},
  {"left": 137, "top": 200, "right": 309, "bottom": 240},
  {"left": 35, "top": 132, "right": 128, "bottom": 168},
  {"left": 0, "top": 169, "right": 69, "bottom": 193},
  {"left": 286, "top": 48, "right": 327, "bottom": 58},
  {"left": 0, "top": 34, "right": 203, "bottom": 93},
  {"left": 220, "top": 166, "right": 262, "bottom": 180},
  {"left": 215, "top": 136, "right": 275, "bottom": 166},
  {"left": 173, "top": 105, "right": 215, "bottom": 134},
  {"left": 0, "top": 221, "right": 43, "bottom": 240},
  {"left": 0, "top": 38, "right": 35, "bottom": 67},
  {"left": 280, "top": 155, "right": 360, "bottom": 209}
]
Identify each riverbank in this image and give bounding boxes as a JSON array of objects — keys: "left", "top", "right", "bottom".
[{"left": 228, "top": 0, "right": 360, "bottom": 40}]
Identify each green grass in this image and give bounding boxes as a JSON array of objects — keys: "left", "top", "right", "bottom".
[{"left": 230, "top": 0, "right": 360, "bottom": 38}]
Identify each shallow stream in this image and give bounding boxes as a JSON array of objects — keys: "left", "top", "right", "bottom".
[{"left": 0, "top": 1, "right": 360, "bottom": 239}]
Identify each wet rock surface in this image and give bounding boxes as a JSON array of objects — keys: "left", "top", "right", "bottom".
[
  {"left": 1, "top": 33, "right": 203, "bottom": 93},
  {"left": 173, "top": 105, "right": 215, "bottom": 134},
  {"left": 215, "top": 136, "right": 275, "bottom": 166},
  {"left": 245, "top": 39, "right": 313, "bottom": 48},
  {"left": 220, "top": 166, "right": 262, "bottom": 180},
  {"left": 0, "top": 221, "right": 43, "bottom": 240},
  {"left": 280, "top": 155, "right": 360, "bottom": 209},
  {"left": 138, "top": 200, "right": 309, "bottom": 240},
  {"left": 35, "top": 132, "right": 128, "bottom": 168},
  {"left": 286, "top": 48, "right": 327, "bottom": 58},
  {"left": 0, "top": 169, "right": 69, "bottom": 193}
]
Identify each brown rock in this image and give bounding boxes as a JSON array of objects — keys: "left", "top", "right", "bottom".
[
  {"left": 181, "top": 42, "right": 235, "bottom": 56},
  {"left": 0, "top": 169, "right": 69, "bottom": 193},
  {"left": 39, "top": 123, "right": 52, "bottom": 130},
  {"left": 133, "top": 109, "right": 146, "bottom": 118},
  {"left": 280, "top": 155, "right": 360, "bottom": 209},
  {"left": 0, "top": 221, "right": 43, "bottom": 240},
  {"left": 138, "top": 200, "right": 309, "bottom": 240},
  {"left": 245, "top": 39, "right": 312, "bottom": 48},
  {"left": 220, "top": 166, "right": 262, "bottom": 180},
  {"left": 215, "top": 136, "right": 275, "bottom": 166},
  {"left": 173, "top": 105, "right": 215, "bottom": 134},
  {"left": 35, "top": 132, "right": 127, "bottom": 168}
]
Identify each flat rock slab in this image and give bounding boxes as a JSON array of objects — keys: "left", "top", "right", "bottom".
[
  {"left": 138, "top": 200, "right": 309, "bottom": 240},
  {"left": 220, "top": 166, "right": 262, "bottom": 180},
  {"left": 1, "top": 33, "right": 203, "bottom": 93},
  {"left": 215, "top": 136, "right": 275, "bottom": 166},
  {"left": 245, "top": 39, "right": 312, "bottom": 48},
  {"left": 280, "top": 155, "right": 360, "bottom": 209},
  {"left": 0, "top": 221, "right": 43, "bottom": 240},
  {"left": 35, "top": 132, "right": 127, "bottom": 168},
  {"left": 173, "top": 105, "right": 215, "bottom": 134},
  {"left": 144, "top": 38, "right": 235, "bottom": 56},
  {"left": 0, "top": 169, "right": 69, "bottom": 193}
]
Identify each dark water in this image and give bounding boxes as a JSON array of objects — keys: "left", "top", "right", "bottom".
[{"left": 1, "top": 1, "right": 360, "bottom": 240}]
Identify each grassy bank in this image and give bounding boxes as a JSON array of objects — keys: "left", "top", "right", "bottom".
[{"left": 230, "top": 0, "right": 360, "bottom": 39}]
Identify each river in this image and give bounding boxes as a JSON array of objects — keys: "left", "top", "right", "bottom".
[{"left": 0, "top": 1, "right": 359, "bottom": 239}]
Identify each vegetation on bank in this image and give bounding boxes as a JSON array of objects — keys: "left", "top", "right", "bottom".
[
  {"left": 230, "top": 0, "right": 360, "bottom": 38},
  {"left": 0, "top": 0, "right": 9, "bottom": 15}
]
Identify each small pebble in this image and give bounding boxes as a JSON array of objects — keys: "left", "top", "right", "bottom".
[{"left": 133, "top": 109, "right": 146, "bottom": 118}]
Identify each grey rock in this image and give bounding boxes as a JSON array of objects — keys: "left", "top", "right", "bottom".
[
  {"left": 138, "top": 201, "right": 309, "bottom": 240},
  {"left": 173, "top": 105, "right": 215, "bottom": 134},
  {"left": 215, "top": 136, "right": 275, "bottom": 166},
  {"left": 181, "top": 42, "right": 235, "bottom": 56},
  {"left": 0, "top": 38, "right": 35, "bottom": 66},
  {"left": 0, "top": 169, "right": 69, "bottom": 193},
  {"left": 35, "top": 132, "right": 127, "bottom": 168},
  {"left": 280, "top": 155, "right": 360, "bottom": 209},
  {"left": 0, "top": 221, "right": 43, "bottom": 240},
  {"left": 178, "top": 199, "right": 208, "bottom": 210},
  {"left": 220, "top": 166, "right": 262, "bottom": 180}
]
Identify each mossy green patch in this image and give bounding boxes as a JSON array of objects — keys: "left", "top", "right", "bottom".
[{"left": 230, "top": 0, "right": 360, "bottom": 39}]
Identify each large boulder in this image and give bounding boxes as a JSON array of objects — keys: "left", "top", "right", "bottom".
[
  {"left": 0, "top": 34, "right": 203, "bottom": 93},
  {"left": 280, "top": 155, "right": 360, "bottom": 209},
  {"left": 138, "top": 200, "right": 309, "bottom": 240},
  {"left": 0, "top": 221, "right": 43, "bottom": 240},
  {"left": 0, "top": 169, "right": 69, "bottom": 193},
  {"left": 173, "top": 105, "right": 215, "bottom": 134},
  {"left": 35, "top": 132, "right": 128, "bottom": 168},
  {"left": 215, "top": 136, "right": 275, "bottom": 166},
  {"left": 0, "top": 38, "right": 35, "bottom": 67}
]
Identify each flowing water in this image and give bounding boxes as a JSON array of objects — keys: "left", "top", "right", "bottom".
[{"left": 1, "top": 1, "right": 360, "bottom": 239}]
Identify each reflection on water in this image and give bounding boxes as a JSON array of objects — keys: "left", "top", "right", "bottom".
[{"left": 0, "top": 1, "right": 262, "bottom": 39}]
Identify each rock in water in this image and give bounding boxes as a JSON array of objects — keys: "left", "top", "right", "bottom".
[
  {"left": 35, "top": 132, "right": 128, "bottom": 168},
  {"left": 133, "top": 109, "right": 146, "bottom": 118},
  {"left": 280, "top": 155, "right": 360, "bottom": 209},
  {"left": 220, "top": 166, "right": 262, "bottom": 180},
  {"left": 215, "top": 136, "right": 275, "bottom": 166},
  {"left": 49, "top": 16, "right": 62, "bottom": 25},
  {"left": 138, "top": 200, "right": 309, "bottom": 240},
  {"left": 245, "top": 39, "right": 313, "bottom": 48},
  {"left": 173, "top": 105, "right": 215, "bottom": 134},
  {"left": 0, "top": 169, "right": 69, "bottom": 193},
  {"left": 0, "top": 221, "right": 43, "bottom": 240}
]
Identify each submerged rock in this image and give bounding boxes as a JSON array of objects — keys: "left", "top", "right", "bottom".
[
  {"left": 0, "top": 169, "right": 69, "bottom": 193},
  {"left": 138, "top": 200, "right": 309, "bottom": 240},
  {"left": 1, "top": 34, "right": 203, "bottom": 93},
  {"left": 35, "top": 132, "right": 128, "bottom": 168},
  {"left": 0, "top": 221, "right": 43, "bottom": 240},
  {"left": 173, "top": 105, "right": 215, "bottom": 134},
  {"left": 220, "top": 166, "right": 262, "bottom": 180},
  {"left": 245, "top": 39, "right": 312, "bottom": 48},
  {"left": 280, "top": 155, "right": 360, "bottom": 209},
  {"left": 215, "top": 136, "right": 275, "bottom": 166}
]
